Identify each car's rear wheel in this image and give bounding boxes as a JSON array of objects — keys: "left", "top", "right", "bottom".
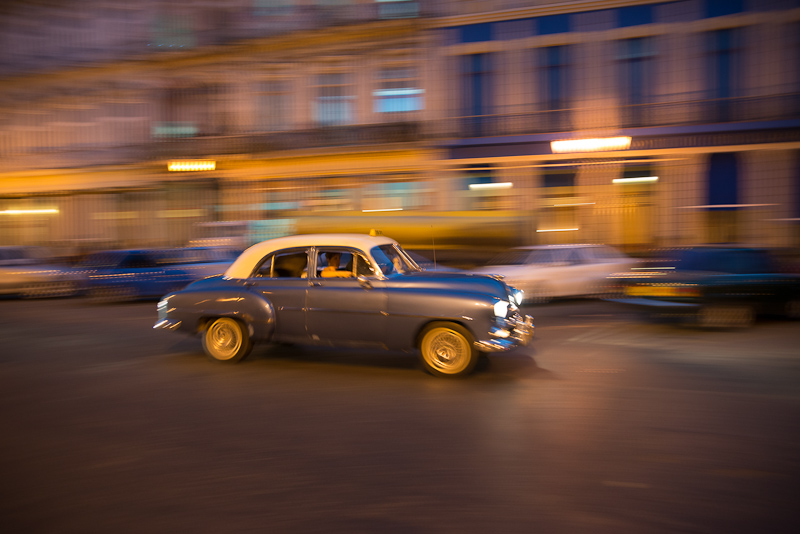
[
  {"left": 202, "top": 317, "right": 252, "bottom": 363},
  {"left": 418, "top": 322, "right": 478, "bottom": 377}
]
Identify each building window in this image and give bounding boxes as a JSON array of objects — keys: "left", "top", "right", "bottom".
[
  {"left": 539, "top": 170, "right": 578, "bottom": 239},
  {"left": 150, "top": 13, "right": 196, "bottom": 50},
  {"left": 706, "top": 152, "right": 740, "bottom": 242},
  {"left": 254, "top": 0, "right": 294, "bottom": 16},
  {"left": 154, "top": 85, "right": 217, "bottom": 138},
  {"left": 461, "top": 54, "right": 492, "bottom": 136},
  {"left": 374, "top": 67, "right": 424, "bottom": 113},
  {"left": 460, "top": 22, "right": 492, "bottom": 43},
  {"left": 541, "top": 46, "right": 569, "bottom": 112},
  {"left": 537, "top": 14, "right": 570, "bottom": 35},
  {"left": 618, "top": 37, "right": 655, "bottom": 126},
  {"left": 617, "top": 5, "right": 653, "bottom": 27},
  {"left": 376, "top": 0, "right": 419, "bottom": 20},
  {"left": 362, "top": 180, "right": 428, "bottom": 212},
  {"left": 463, "top": 166, "right": 510, "bottom": 211},
  {"left": 705, "top": 0, "right": 744, "bottom": 18},
  {"left": 255, "top": 80, "right": 289, "bottom": 132},
  {"left": 706, "top": 28, "right": 742, "bottom": 121},
  {"left": 315, "top": 73, "right": 353, "bottom": 126}
]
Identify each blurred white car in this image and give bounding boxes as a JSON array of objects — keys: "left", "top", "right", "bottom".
[
  {"left": 0, "top": 246, "right": 80, "bottom": 298},
  {"left": 471, "top": 244, "right": 638, "bottom": 304}
]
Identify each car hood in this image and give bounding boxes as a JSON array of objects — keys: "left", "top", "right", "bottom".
[{"left": 387, "top": 270, "right": 514, "bottom": 297}]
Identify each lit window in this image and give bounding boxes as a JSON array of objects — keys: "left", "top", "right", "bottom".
[{"left": 374, "top": 67, "right": 424, "bottom": 113}]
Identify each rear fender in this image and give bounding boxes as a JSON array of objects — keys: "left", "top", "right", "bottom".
[{"left": 175, "top": 289, "right": 276, "bottom": 342}]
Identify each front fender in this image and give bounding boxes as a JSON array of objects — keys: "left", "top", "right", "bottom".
[{"left": 159, "top": 286, "right": 276, "bottom": 342}]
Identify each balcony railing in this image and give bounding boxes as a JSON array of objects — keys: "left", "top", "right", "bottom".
[
  {"left": 151, "top": 122, "right": 422, "bottom": 160},
  {"left": 439, "top": 93, "right": 800, "bottom": 138}
]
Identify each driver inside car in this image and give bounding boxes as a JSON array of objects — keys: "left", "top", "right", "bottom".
[{"left": 320, "top": 252, "right": 353, "bottom": 278}]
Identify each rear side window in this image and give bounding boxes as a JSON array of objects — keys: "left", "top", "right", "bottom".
[{"left": 254, "top": 249, "right": 309, "bottom": 278}]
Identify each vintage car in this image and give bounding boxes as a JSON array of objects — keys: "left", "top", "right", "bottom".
[
  {"left": 606, "top": 245, "right": 800, "bottom": 328},
  {"left": 154, "top": 233, "right": 534, "bottom": 377}
]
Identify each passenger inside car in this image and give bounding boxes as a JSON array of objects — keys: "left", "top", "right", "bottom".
[{"left": 272, "top": 252, "right": 307, "bottom": 278}]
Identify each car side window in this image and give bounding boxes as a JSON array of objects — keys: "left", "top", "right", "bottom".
[
  {"left": 316, "top": 249, "right": 355, "bottom": 278},
  {"left": 313, "top": 249, "right": 376, "bottom": 278},
  {"left": 255, "top": 250, "right": 308, "bottom": 278}
]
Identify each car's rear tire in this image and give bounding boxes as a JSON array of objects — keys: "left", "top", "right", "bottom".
[
  {"left": 418, "top": 322, "right": 478, "bottom": 377},
  {"left": 203, "top": 317, "right": 252, "bottom": 363}
]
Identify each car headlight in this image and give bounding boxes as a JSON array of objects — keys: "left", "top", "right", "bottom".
[
  {"left": 512, "top": 289, "right": 524, "bottom": 307},
  {"left": 493, "top": 300, "right": 509, "bottom": 318}
]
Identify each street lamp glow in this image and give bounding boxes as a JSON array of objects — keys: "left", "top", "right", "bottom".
[
  {"left": 551, "top": 136, "right": 631, "bottom": 153},
  {"left": 536, "top": 227, "right": 579, "bottom": 233},
  {"left": 168, "top": 160, "right": 216, "bottom": 172}
]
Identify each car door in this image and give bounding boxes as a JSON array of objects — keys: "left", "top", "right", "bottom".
[
  {"left": 305, "top": 247, "right": 387, "bottom": 347},
  {"left": 245, "top": 247, "right": 310, "bottom": 342}
]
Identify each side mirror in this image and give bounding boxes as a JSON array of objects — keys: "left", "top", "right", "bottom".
[{"left": 357, "top": 275, "right": 373, "bottom": 289}]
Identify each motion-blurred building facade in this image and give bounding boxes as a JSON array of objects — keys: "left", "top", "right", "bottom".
[{"left": 1, "top": 0, "right": 799, "bottom": 254}]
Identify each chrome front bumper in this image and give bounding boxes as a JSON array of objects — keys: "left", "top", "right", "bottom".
[{"left": 474, "top": 314, "right": 534, "bottom": 353}]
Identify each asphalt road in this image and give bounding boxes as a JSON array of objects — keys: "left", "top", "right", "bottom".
[{"left": 1, "top": 298, "right": 799, "bottom": 533}]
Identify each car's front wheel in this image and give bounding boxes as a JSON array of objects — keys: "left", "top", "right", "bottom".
[
  {"left": 418, "top": 322, "right": 478, "bottom": 377},
  {"left": 202, "top": 317, "right": 253, "bottom": 363}
]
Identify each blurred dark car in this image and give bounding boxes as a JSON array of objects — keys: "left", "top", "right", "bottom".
[
  {"left": 606, "top": 245, "right": 800, "bottom": 328},
  {"left": 0, "top": 246, "right": 81, "bottom": 299},
  {"left": 77, "top": 247, "right": 236, "bottom": 302}
]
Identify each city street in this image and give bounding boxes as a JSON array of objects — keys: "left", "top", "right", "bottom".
[{"left": 1, "top": 297, "right": 798, "bottom": 533}]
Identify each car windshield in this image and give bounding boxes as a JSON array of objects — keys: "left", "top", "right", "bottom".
[{"left": 371, "top": 244, "right": 420, "bottom": 275}]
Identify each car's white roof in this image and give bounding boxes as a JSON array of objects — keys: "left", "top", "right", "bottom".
[{"left": 224, "top": 233, "right": 398, "bottom": 278}]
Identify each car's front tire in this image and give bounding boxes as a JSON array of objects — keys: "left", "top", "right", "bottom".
[
  {"left": 418, "top": 322, "right": 478, "bottom": 377},
  {"left": 202, "top": 317, "right": 253, "bottom": 363}
]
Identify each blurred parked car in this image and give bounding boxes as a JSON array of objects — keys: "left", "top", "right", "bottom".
[
  {"left": 471, "top": 244, "right": 638, "bottom": 304},
  {"left": 0, "top": 246, "right": 81, "bottom": 299},
  {"left": 154, "top": 233, "right": 533, "bottom": 377},
  {"left": 606, "top": 245, "right": 800, "bottom": 328},
  {"left": 77, "top": 247, "right": 235, "bottom": 302}
]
